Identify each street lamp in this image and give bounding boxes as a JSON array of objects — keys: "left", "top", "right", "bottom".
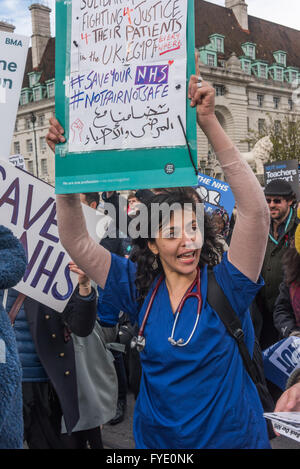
[{"left": 30, "top": 112, "right": 39, "bottom": 178}]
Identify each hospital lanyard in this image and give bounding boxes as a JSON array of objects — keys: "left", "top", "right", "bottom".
[
  {"left": 269, "top": 208, "right": 293, "bottom": 246},
  {"left": 131, "top": 268, "right": 202, "bottom": 352}
]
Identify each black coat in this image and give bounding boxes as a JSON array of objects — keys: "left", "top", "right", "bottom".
[
  {"left": 273, "top": 281, "right": 300, "bottom": 339},
  {"left": 23, "top": 286, "right": 97, "bottom": 434}
]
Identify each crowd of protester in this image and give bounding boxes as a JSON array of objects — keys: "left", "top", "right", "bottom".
[{"left": 1, "top": 74, "right": 300, "bottom": 450}]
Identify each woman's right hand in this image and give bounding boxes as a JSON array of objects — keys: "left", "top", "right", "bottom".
[{"left": 46, "top": 117, "right": 66, "bottom": 152}]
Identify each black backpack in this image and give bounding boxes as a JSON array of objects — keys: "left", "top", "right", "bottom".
[{"left": 207, "top": 270, "right": 276, "bottom": 439}]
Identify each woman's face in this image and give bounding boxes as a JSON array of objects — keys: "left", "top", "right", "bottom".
[{"left": 148, "top": 207, "right": 203, "bottom": 276}]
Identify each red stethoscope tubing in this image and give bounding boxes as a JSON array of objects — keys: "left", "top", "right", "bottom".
[{"left": 137, "top": 267, "right": 202, "bottom": 341}]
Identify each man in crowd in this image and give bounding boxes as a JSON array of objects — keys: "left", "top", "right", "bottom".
[{"left": 255, "top": 179, "right": 298, "bottom": 350}]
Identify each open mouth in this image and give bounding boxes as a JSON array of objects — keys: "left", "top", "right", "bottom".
[{"left": 177, "top": 251, "right": 196, "bottom": 260}]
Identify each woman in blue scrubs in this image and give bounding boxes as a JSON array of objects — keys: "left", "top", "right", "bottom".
[{"left": 50, "top": 76, "right": 271, "bottom": 448}]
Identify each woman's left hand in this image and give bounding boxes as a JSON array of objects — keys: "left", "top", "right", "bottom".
[{"left": 188, "top": 75, "right": 216, "bottom": 121}]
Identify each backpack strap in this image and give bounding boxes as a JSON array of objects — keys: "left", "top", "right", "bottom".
[
  {"left": 7, "top": 293, "right": 27, "bottom": 326},
  {"left": 207, "top": 270, "right": 259, "bottom": 385}
]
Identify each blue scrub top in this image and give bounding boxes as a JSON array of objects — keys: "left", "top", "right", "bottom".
[{"left": 98, "top": 253, "right": 271, "bottom": 449}]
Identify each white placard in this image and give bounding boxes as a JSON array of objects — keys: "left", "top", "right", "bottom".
[
  {"left": 0, "top": 31, "right": 29, "bottom": 160},
  {"left": 68, "top": 0, "right": 188, "bottom": 152},
  {"left": 0, "top": 159, "right": 101, "bottom": 312}
]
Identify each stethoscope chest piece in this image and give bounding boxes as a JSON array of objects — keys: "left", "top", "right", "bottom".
[{"left": 131, "top": 335, "right": 146, "bottom": 352}]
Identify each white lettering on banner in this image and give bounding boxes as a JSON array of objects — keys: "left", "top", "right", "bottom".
[
  {"left": 68, "top": 0, "right": 187, "bottom": 151},
  {"left": 0, "top": 160, "right": 100, "bottom": 312},
  {"left": 269, "top": 338, "right": 300, "bottom": 376}
]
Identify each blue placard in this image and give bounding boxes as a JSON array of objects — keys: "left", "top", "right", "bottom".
[
  {"left": 263, "top": 337, "right": 300, "bottom": 390},
  {"left": 195, "top": 173, "right": 235, "bottom": 218}
]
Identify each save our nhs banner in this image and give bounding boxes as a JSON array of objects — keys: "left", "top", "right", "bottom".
[
  {"left": 263, "top": 337, "right": 300, "bottom": 390},
  {"left": 0, "top": 160, "right": 101, "bottom": 312},
  {"left": 55, "top": 0, "right": 198, "bottom": 194},
  {"left": 195, "top": 173, "right": 235, "bottom": 218},
  {"left": 0, "top": 31, "right": 29, "bottom": 160}
]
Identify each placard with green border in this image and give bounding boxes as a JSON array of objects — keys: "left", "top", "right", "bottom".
[{"left": 55, "top": 0, "right": 197, "bottom": 194}]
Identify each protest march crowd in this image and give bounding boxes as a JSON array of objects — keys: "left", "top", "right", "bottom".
[{"left": 1, "top": 70, "right": 300, "bottom": 450}]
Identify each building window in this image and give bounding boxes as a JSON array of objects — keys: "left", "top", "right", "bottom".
[
  {"left": 260, "top": 64, "right": 268, "bottom": 79},
  {"left": 20, "top": 92, "right": 27, "bottom": 106},
  {"left": 26, "top": 139, "right": 33, "bottom": 153},
  {"left": 216, "top": 38, "right": 223, "bottom": 52},
  {"left": 40, "top": 136, "right": 47, "bottom": 151},
  {"left": 38, "top": 114, "right": 45, "bottom": 127},
  {"left": 14, "top": 141, "right": 20, "bottom": 154},
  {"left": 207, "top": 53, "right": 216, "bottom": 67},
  {"left": 33, "top": 87, "right": 41, "bottom": 101},
  {"left": 14, "top": 119, "right": 19, "bottom": 132},
  {"left": 248, "top": 45, "right": 255, "bottom": 59},
  {"left": 25, "top": 118, "right": 32, "bottom": 130},
  {"left": 243, "top": 61, "right": 251, "bottom": 75},
  {"left": 27, "top": 160, "right": 34, "bottom": 174},
  {"left": 47, "top": 81, "right": 55, "bottom": 98},
  {"left": 257, "top": 94, "right": 264, "bottom": 107},
  {"left": 242, "top": 43, "right": 256, "bottom": 60},
  {"left": 288, "top": 98, "right": 294, "bottom": 111},
  {"left": 41, "top": 158, "right": 48, "bottom": 175},
  {"left": 274, "top": 120, "right": 281, "bottom": 135},
  {"left": 275, "top": 68, "right": 283, "bottom": 81},
  {"left": 258, "top": 119, "right": 265, "bottom": 134},
  {"left": 214, "top": 84, "right": 225, "bottom": 97},
  {"left": 274, "top": 51, "right": 287, "bottom": 67},
  {"left": 28, "top": 72, "right": 41, "bottom": 88},
  {"left": 273, "top": 96, "right": 280, "bottom": 109},
  {"left": 291, "top": 71, "right": 297, "bottom": 82}
]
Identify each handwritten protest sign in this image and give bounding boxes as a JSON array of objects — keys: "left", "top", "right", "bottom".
[
  {"left": 69, "top": 0, "right": 187, "bottom": 151},
  {"left": 55, "top": 0, "right": 197, "bottom": 194},
  {"left": 263, "top": 337, "right": 300, "bottom": 390},
  {"left": 0, "top": 31, "right": 29, "bottom": 160},
  {"left": 195, "top": 173, "right": 235, "bottom": 217},
  {"left": 0, "top": 159, "right": 100, "bottom": 312},
  {"left": 264, "top": 160, "right": 300, "bottom": 200}
]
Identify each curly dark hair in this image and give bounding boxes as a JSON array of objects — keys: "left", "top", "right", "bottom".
[
  {"left": 131, "top": 187, "right": 223, "bottom": 303},
  {"left": 282, "top": 240, "right": 300, "bottom": 286}
]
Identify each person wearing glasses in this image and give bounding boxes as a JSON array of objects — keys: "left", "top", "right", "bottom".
[
  {"left": 251, "top": 179, "right": 299, "bottom": 402},
  {"left": 254, "top": 180, "right": 298, "bottom": 350}
]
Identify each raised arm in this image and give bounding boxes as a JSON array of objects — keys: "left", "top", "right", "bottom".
[
  {"left": 47, "top": 117, "right": 111, "bottom": 288},
  {"left": 189, "top": 76, "right": 269, "bottom": 283},
  {"left": 56, "top": 193, "right": 111, "bottom": 289}
]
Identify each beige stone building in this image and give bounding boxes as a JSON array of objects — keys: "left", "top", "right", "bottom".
[{"left": 2, "top": 0, "right": 300, "bottom": 184}]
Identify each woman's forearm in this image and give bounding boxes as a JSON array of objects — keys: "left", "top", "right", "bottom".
[
  {"left": 199, "top": 116, "right": 269, "bottom": 283},
  {"left": 56, "top": 193, "right": 111, "bottom": 288}
]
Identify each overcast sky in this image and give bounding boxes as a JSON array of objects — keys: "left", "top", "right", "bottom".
[{"left": 1, "top": 0, "right": 300, "bottom": 37}]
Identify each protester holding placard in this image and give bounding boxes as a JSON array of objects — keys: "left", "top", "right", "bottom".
[{"left": 48, "top": 75, "right": 273, "bottom": 449}]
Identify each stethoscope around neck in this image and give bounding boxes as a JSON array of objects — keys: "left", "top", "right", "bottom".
[{"left": 130, "top": 267, "right": 202, "bottom": 353}]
